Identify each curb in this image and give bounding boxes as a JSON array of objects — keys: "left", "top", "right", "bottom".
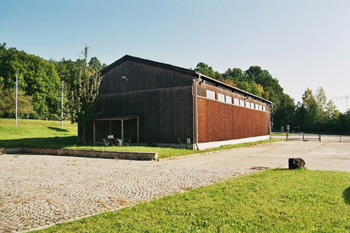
[{"left": 1, "top": 147, "right": 158, "bottom": 161}]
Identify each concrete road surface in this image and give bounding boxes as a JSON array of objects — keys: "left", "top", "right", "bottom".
[{"left": 164, "top": 141, "right": 350, "bottom": 172}]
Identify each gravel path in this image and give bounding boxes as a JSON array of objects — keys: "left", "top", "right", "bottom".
[{"left": 0, "top": 154, "right": 256, "bottom": 232}]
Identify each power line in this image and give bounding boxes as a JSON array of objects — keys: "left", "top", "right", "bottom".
[{"left": 332, "top": 95, "right": 350, "bottom": 112}]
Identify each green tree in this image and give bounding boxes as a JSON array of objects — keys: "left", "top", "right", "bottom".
[
  {"left": 302, "top": 88, "right": 318, "bottom": 131},
  {"left": 339, "top": 110, "right": 350, "bottom": 134},
  {"left": 223, "top": 67, "right": 243, "bottom": 84},
  {"left": 0, "top": 43, "right": 61, "bottom": 119},
  {"left": 0, "top": 77, "right": 34, "bottom": 117},
  {"left": 237, "top": 81, "right": 251, "bottom": 93},
  {"left": 194, "top": 62, "right": 216, "bottom": 78},
  {"left": 315, "top": 87, "right": 327, "bottom": 112},
  {"left": 68, "top": 46, "right": 102, "bottom": 145},
  {"left": 326, "top": 100, "right": 339, "bottom": 119},
  {"left": 294, "top": 102, "right": 307, "bottom": 132},
  {"left": 273, "top": 94, "right": 295, "bottom": 131},
  {"left": 314, "top": 87, "right": 328, "bottom": 129}
]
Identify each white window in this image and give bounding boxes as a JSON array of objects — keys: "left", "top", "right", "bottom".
[
  {"left": 255, "top": 104, "right": 259, "bottom": 110},
  {"left": 218, "top": 93, "right": 225, "bottom": 102},
  {"left": 234, "top": 98, "right": 239, "bottom": 105},
  {"left": 239, "top": 99, "right": 245, "bottom": 107},
  {"left": 263, "top": 106, "right": 266, "bottom": 111},
  {"left": 246, "top": 102, "right": 251, "bottom": 108},
  {"left": 206, "top": 90, "right": 216, "bottom": 100},
  {"left": 225, "top": 96, "right": 232, "bottom": 104},
  {"left": 251, "top": 103, "right": 255, "bottom": 109}
]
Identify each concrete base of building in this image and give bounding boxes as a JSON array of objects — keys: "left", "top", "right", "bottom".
[{"left": 196, "top": 135, "right": 271, "bottom": 150}]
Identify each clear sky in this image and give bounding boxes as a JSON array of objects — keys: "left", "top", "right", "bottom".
[{"left": 1, "top": 0, "right": 349, "bottom": 112}]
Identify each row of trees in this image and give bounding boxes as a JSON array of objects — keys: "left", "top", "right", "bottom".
[
  {"left": 293, "top": 87, "right": 349, "bottom": 134},
  {"left": 0, "top": 43, "right": 61, "bottom": 119},
  {"left": 0, "top": 43, "right": 105, "bottom": 121},
  {"left": 194, "top": 63, "right": 350, "bottom": 134},
  {"left": 0, "top": 43, "right": 105, "bottom": 144}
]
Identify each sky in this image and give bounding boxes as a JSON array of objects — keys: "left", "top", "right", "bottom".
[{"left": 1, "top": 0, "right": 349, "bottom": 112}]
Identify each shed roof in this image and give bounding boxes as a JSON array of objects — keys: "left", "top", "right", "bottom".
[
  {"left": 101, "top": 55, "right": 272, "bottom": 104},
  {"left": 93, "top": 115, "right": 140, "bottom": 121}
]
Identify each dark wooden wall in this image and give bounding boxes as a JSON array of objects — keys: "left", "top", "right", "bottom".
[
  {"left": 197, "top": 97, "right": 270, "bottom": 143},
  {"left": 84, "top": 60, "right": 194, "bottom": 144},
  {"left": 101, "top": 61, "right": 194, "bottom": 94}
]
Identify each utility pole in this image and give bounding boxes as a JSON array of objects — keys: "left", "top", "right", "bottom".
[
  {"left": 61, "top": 80, "right": 64, "bottom": 128},
  {"left": 15, "top": 75, "right": 18, "bottom": 126}
]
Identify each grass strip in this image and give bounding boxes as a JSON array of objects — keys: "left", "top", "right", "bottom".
[
  {"left": 76, "top": 139, "right": 281, "bottom": 159},
  {"left": 35, "top": 169, "right": 350, "bottom": 232}
]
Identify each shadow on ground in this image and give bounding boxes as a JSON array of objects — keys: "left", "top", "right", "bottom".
[
  {"left": 0, "top": 136, "right": 80, "bottom": 148},
  {"left": 47, "top": 126, "right": 69, "bottom": 132},
  {"left": 343, "top": 187, "right": 350, "bottom": 205}
]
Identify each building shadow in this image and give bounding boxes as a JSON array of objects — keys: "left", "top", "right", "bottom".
[
  {"left": 343, "top": 187, "right": 350, "bottom": 205},
  {"left": 47, "top": 126, "right": 69, "bottom": 132}
]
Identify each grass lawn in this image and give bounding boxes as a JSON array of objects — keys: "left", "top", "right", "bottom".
[
  {"left": 0, "top": 118, "right": 281, "bottom": 158},
  {"left": 35, "top": 169, "right": 350, "bottom": 232},
  {"left": 0, "top": 118, "right": 78, "bottom": 147}
]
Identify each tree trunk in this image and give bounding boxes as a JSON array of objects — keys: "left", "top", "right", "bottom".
[{"left": 83, "top": 123, "right": 86, "bottom": 146}]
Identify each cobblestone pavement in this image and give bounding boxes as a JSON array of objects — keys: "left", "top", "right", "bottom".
[{"left": 0, "top": 154, "right": 256, "bottom": 232}]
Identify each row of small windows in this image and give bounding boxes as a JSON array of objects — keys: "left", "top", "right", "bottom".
[{"left": 206, "top": 90, "right": 267, "bottom": 112}]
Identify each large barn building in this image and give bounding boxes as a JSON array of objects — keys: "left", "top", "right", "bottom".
[{"left": 82, "top": 55, "right": 272, "bottom": 150}]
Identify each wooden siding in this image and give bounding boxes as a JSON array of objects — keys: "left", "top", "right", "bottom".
[
  {"left": 83, "top": 60, "right": 194, "bottom": 144},
  {"left": 81, "top": 56, "right": 272, "bottom": 146},
  {"left": 197, "top": 97, "right": 270, "bottom": 143},
  {"left": 100, "top": 60, "right": 194, "bottom": 94}
]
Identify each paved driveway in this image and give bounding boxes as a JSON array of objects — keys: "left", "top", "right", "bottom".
[
  {"left": 165, "top": 140, "right": 350, "bottom": 172},
  {"left": 0, "top": 154, "right": 253, "bottom": 233},
  {"left": 1, "top": 140, "right": 349, "bottom": 232}
]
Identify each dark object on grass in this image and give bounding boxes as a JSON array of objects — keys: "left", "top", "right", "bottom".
[{"left": 289, "top": 158, "right": 305, "bottom": 169}]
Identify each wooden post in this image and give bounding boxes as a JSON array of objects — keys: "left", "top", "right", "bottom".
[
  {"left": 93, "top": 120, "right": 96, "bottom": 146},
  {"left": 137, "top": 117, "right": 139, "bottom": 144},
  {"left": 121, "top": 119, "right": 124, "bottom": 146},
  {"left": 109, "top": 120, "right": 112, "bottom": 135}
]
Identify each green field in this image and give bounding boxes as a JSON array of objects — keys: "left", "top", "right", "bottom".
[
  {"left": 0, "top": 118, "right": 280, "bottom": 158},
  {"left": 0, "top": 118, "right": 78, "bottom": 147},
  {"left": 35, "top": 169, "right": 350, "bottom": 232}
]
